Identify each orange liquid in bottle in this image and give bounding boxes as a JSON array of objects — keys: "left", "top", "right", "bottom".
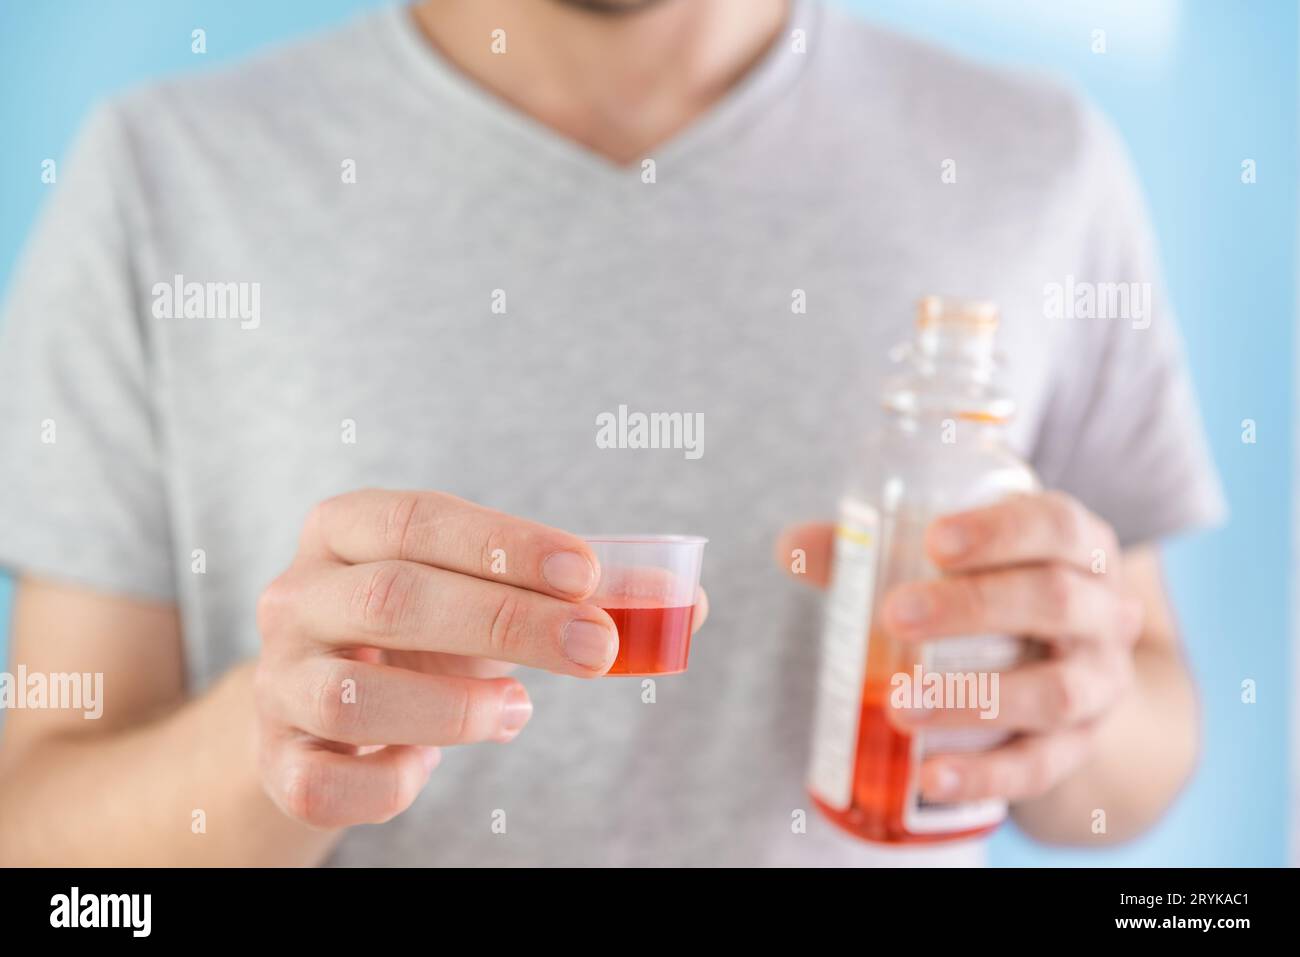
[
  {"left": 603, "top": 605, "right": 695, "bottom": 676},
  {"left": 811, "top": 638, "right": 1001, "bottom": 844}
]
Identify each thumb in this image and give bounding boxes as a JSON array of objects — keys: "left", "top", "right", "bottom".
[{"left": 773, "top": 521, "right": 835, "bottom": 588}]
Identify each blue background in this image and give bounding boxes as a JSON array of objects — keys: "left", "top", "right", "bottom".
[{"left": 0, "top": 0, "right": 1293, "bottom": 866}]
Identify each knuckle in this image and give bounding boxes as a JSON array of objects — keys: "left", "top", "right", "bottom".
[
  {"left": 256, "top": 573, "right": 299, "bottom": 639},
  {"left": 1039, "top": 565, "right": 1078, "bottom": 624},
  {"left": 480, "top": 524, "right": 510, "bottom": 579},
  {"left": 1045, "top": 663, "right": 1085, "bottom": 723},
  {"left": 308, "top": 493, "right": 353, "bottom": 541},
  {"left": 311, "top": 659, "right": 359, "bottom": 739},
  {"left": 300, "top": 500, "right": 329, "bottom": 544},
  {"left": 384, "top": 493, "right": 425, "bottom": 560},
  {"left": 486, "top": 591, "right": 526, "bottom": 660},
  {"left": 372, "top": 759, "right": 422, "bottom": 824},
  {"left": 445, "top": 683, "right": 475, "bottom": 743},
  {"left": 993, "top": 499, "right": 1031, "bottom": 550},
  {"left": 351, "top": 561, "right": 417, "bottom": 635},
  {"left": 956, "top": 575, "right": 990, "bottom": 623},
  {"left": 1045, "top": 492, "right": 1087, "bottom": 553},
  {"left": 279, "top": 756, "right": 330, "bottom": 827},
  {"left": 980, "top": 759, "right": 1017, "bottom": 799}
]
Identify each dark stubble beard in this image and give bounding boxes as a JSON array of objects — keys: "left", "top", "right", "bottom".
[{"left": 546, "top": 0, "right": 678, "bottom": 16}]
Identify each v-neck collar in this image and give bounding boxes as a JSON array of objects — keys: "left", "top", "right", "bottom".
[{"left": 374, "top": 0, "right": 821, "bottom": 191}]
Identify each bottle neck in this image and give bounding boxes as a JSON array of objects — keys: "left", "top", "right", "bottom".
[{"left": 882, "top": 322, "right": 1013, "bottom": 425}]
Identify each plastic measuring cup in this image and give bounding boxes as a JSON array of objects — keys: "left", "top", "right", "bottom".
[{"left": 583, "top": 535, "right": 708, "bottom": 676}]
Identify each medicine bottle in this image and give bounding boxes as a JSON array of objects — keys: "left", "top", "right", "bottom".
[{"left": 807, "top": 297, "right": 1039, "bottom": 843}]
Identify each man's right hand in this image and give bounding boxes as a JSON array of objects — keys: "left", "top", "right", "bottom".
[{"left": 253, "top": 489, "right": 622, "bottom": 829}]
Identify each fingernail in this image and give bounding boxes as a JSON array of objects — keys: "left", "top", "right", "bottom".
[
  {"left": 890, "top": 587, "right": 932, "bottom": 625},
  {"left": 563, "top": 619, "right": 615, "bottom": 671},
  {"left": 420, "top": 747, "right": 441, "bottom": 772},
  {"left": 499, "top": 683, "right": 533, "bottom": 740},
  {"left": 543, "top": 551, "right": 596, "bottom": 596},
  {"left": 932, "top": 522, "right": 970, "bottom": 560},
  {"left": 926, "top": 765, "right": 961, "bottom": 799}
]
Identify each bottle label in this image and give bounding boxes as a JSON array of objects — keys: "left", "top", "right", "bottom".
[
  {"left": 806, "top": 499, "right": 880, "bottom": 811},
  {"left": 903, "top": 638, "right": 1019, "bottom": 833},
  {"left": 903, "top": 736, "right": 1009, "bottom": 834}
]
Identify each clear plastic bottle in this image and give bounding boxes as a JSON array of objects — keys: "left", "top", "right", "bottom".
[{"left": 806, "top": 296, "right": 1040, "bottom": 844}]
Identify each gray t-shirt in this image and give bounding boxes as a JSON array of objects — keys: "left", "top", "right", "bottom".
[{"left": 0, "top": 1, "right": 1224, "bottom": 866}]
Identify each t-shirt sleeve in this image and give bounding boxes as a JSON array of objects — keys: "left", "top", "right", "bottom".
[
  {"left": 1029, "top": 105, "right": 1227, "bottom": 549},
  {"left": 0, "top": 102, "right": 176, "bottom": 602}
]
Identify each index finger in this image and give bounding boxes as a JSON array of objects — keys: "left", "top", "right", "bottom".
[
  {"left": 301, "top": 489, "right": 600, "bottom": 600},
  {"left": 925, "top": 492, "right": 1119, "bottom": 574}
]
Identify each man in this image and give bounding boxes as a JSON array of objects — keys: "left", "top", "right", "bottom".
[{"left": 0, "top": 0, "right": 1223, "bottom": 866}]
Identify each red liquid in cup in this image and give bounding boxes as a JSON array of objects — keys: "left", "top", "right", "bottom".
[{"left": 602, "top": 605, "right": 695, "bottom": 676}]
